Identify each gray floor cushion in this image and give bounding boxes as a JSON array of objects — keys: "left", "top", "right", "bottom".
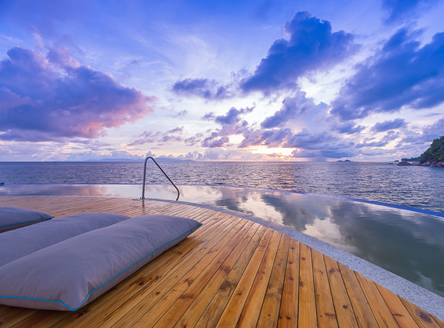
[
  {"left": 0, "top": 207, "right": 54, "bottom": 233},
  {"left": 0, "top": 214, "right": 201, "bottom": 311},
  {"left": 0, "top": 212, "right": 131, "bottom": 267}
]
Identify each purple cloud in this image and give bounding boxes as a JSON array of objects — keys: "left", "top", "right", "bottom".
[
  {"left": 331, "top": 121, "right": 366, "bottom": 134},
  {"left": 371, "top": 118, "right": 407, "bottom": 132},
  {"left": 356, "top": 131, "right": 401, "bottom": 148},
  {"left": 171, "top": 110, "right": 188, "bottom": 118},
  {"left": 0, "top": 46, "right": 155, "bottom": 142},
  {"left": 241, "top": 12, "right": 357, "bottom": 95},
  {"left": 201, "top": 112, "right": 216, "bottom": 121},
  {"left": 382, "top": 0, "right": 437, "bottom": 23},
  {"left": 172, "top": 78, "right": 232, "bottom": 100},
  {"left": 197, "top": 107, "right": 254, "bottom": 148},
  {"left": 129, "top": 126, "right": 184, "bottom": 146},
  {"left": 202, "top": 136, "right": 230, "bottom": 148},
  {"left": 261, "top": 91, "right": 315, "bottom": 128},
  {"left": 214, "top": 107, "right": 254, "bottom": 125},
  {"left": 331, "top": 28, "right": 444, "bottom": 121}
]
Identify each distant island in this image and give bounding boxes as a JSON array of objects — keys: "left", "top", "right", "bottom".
[
  {"left": 337, "top": 159, "right": 352, "bottom": 162},
  {"left": 399, "top": 136, "right": 444, "bottom": 167}
]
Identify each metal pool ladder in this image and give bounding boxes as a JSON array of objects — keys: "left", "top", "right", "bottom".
[{"left": 141, "top": 157, "right": 180, "bottom": 201}]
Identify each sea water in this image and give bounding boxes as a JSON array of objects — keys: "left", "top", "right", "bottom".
[{"left": 0, "top": 161, "right": 442, "bottom": 213}]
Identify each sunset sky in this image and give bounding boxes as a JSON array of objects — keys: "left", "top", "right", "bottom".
[{"left": 1, "top": 0, "right": 443, "bottom": 161}]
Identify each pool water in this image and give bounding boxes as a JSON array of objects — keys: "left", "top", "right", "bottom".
[{"left": 1, "top": 183, "right": 444, "bottom": 297}]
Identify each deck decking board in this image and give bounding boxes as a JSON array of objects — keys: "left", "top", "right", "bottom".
[
  {"left": 135, "top": 220, "right": 255, "bottom": 328},
  {"left": 312, "top": 248, "right": 339, "bottom": 328},
  {"left": 338, "top": 262, "right": 379, "bottom": 328},
  {"left": 298, "top": 243, "right": 317, "bottom": 328},
  {"left": 0, "top": 196, "right": 441, "bottom": 328},
  {"left": 192, "top": 225, "right": 267, "bottom": 328},
  {"left": 256, "top": 235, "right": 290, "bottom": 328},
  {"left": 150, "top": 222, "right": 259, "bottom": 328},
  {"left": 376, "top": 283, "right": 420, "bottom": 328},
  {"left": 400, "top": 298, "right": 441, "bottom": 328},
  {"left": 277, "top": 238, "right": 300, "bottom": 328},
  {"left": 171, "top": 223, "right": 262, "bottom": 328},
  {"left": 236, "top": 232, "right": 282, "bottom": 328},
  {"left": 356, "top": 272, "right": 400, "bottom": 328},
  {"left": 214, "top": 229, "right": 274, "bottom": 328},
  {"left": 324, "top": 255, "right": 359, "bottom": 328}
]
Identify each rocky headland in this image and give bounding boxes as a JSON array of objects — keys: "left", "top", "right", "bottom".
[{"left": 398, "top": 136, "right": 444, "bottom": 167}]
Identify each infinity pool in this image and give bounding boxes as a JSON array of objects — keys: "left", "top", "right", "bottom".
[{"left": 1, "top": 183, "right": 444, "bottom": 297}]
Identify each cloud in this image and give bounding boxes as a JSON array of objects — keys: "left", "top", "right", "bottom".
[
  {"left": 0, "top": 46, "right": 155, "bottom": 142},
  {"left": 129, "top": 126, "right": 184, "bottom": 146},
  {"left": 172, "top": 78, "right": 232, "bottom": 100},
  {"left": 171, "top": 110, "right": 188, "bottom": 118},
  {"left": 331, "top": 121, "right": 366, "bottom": 134},
  {"left": 240, "top": 12, "right": 357, "bottom": 95},
  {"left": 356, "top": 131, "right": 401, "bottom": 148},
  {"left": 202, "top": 136, "right": 230, "bottom": 148},
  {"left": 261, "top": 91, "right": 316, "bottom": 128},
  {"left": 382, "top": 0, "right": 437, "bottom": 24},
  {"left": 371, "top": 118, "right": 407, "bottom": 132},
  {"left": 197, "top": 107, "right": 254, "bottom": 148},
  {"left": 214, "top": 107, "right": 254, "bottom": 125},
  {"left": 331, "top": 28, "right": 444, "bottom": 121},
  {"left": 201, "top": 112, "right": 216, "bottom": 121},
  {"left": 400, "top": 117, "right": 444, "bottom": 147}
]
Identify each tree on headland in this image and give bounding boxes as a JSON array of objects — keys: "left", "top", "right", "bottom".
[{"left": 420, "top": 136, "right": 444, "bottom": 162}]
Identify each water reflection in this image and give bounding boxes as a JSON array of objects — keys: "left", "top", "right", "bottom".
[{"left": 1, "top": 183, "right": 444, "bottom": 296}]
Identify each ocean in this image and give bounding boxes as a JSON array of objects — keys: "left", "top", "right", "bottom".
[{"left": 0, "top": 161, "right": 443, "bottom": 213}]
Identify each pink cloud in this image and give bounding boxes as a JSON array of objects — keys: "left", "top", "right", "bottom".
[{"left": 0, "top": 46, "right": 156, "bottom": 141}]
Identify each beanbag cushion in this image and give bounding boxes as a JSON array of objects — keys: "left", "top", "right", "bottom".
[
  {"left": 0, "top": 207, "right": 53, "bottom": 233},
  {"left": 0, "top": 214, "right": 201, "bottom": 311}
]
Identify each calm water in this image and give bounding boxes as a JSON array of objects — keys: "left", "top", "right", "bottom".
[{"left": 0, "top": 161, "right": 443, "bottom": 213}]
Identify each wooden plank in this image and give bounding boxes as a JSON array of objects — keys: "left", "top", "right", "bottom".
[
  {"left": 298, "top": 243, "right": 317, "bottom": 327},
  {"left": 0, "top": 308, "right": 36, "bottom": 328},
  {"left": 99, "top": 219, "right": 248, "bottom": 328},
  {"left": 376, "top": 284, "right": 420, "bottom": 328},
  {"left": 236, "top": 232, "right": 282, "bottom": 328},
  {"left": 257, "top": 235, "right": 290, "bottom": 328},
  {"left": 9, "top": 310, "right": 54, "bottom": 328},
  {"left": 214, "top": 229, "right": 274, "bottom": 328},
  {"left": 338, "top": 262, "right": 379, "bottom": 328},
  {"left": 193, "top": 225, "right": 267, "bottom": 328},
  {"left": 356, "top": 272, "right": 400, "bottom": 328},
  {"left": 431, "top": 315, "right": 444, "bottom": 328},
  {"left": 312, "top": 249, "right": 338, "bottom": 328},
  {"left": 323, "top": 256, "right": 358, "bottom": 328},
  {"left": 152, "top": 222, "right": 260, "bottom": 328},
  {"left": 400, "top": 298, "right": 441, "bottom": 328},
  {"left": 136, "top": 220, "right": 255, "bottom": 328},
  {"left": 277, "top": 238, "right": 300, "bottom": 328},
  {"left": 172, "top": 223, "right": 263, "bottom": 328}
]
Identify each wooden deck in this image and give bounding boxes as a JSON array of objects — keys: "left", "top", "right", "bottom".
[{"left": 0, "top": 196, "right": 443, "bottom": 328}]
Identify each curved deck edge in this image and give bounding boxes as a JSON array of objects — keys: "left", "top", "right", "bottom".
[{"left": 144, "top": 196, "right": 444, "bottom": 321}]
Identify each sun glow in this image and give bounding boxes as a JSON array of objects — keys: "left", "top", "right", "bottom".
[{"left": 250, "top": 147, "right": 295, "bottom": 156}]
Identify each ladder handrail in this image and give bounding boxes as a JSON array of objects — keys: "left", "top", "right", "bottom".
[{"left": 141, "top": 157, "right": 180, "bottom": 201}]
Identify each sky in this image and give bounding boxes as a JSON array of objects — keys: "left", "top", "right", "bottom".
[{"left": 0, "top": 0, "right": 443, "bottom": 162}]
